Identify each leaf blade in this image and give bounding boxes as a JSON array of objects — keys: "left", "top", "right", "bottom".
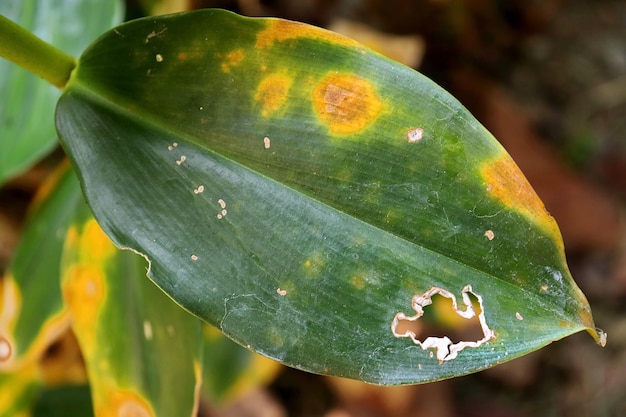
[{"left": 56, "top": 9, "right": 600, "bottom": 384}]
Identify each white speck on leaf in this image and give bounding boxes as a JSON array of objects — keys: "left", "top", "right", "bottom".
[
  {"left": 264, "top": 136, "right": 271, "bottom": 149},
  {"left": 484, "top": 230, "right": 495, "bottom": 240},
  {"left": 407, "top": 128, "right": 424, "bottom": 142},
  {"left": 176, "top": 155, "right": 186, "bottom": 165},
  {"left": 516, "top": 312, "right": 523, "bottom": 320},
  {"left": 193, "top": 185, "right": 204, "bottom": 194},
  {"left": 218, "top": 199, "right": 226, "bottom": 209},
  {"left": 143, "top": 321, "right": 153, "bottom": 340},
  {"left": 191, "top": 255, "right": 198, "bottom": 261},
  {"left": 145, "top": 26, "right": 167, "bottom": 44},
  {"left": 277, "top": 288, "right": 287, "bottom": 296}
]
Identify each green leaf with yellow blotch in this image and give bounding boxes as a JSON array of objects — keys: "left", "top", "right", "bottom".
[
  {"left": 0, "top": 162, "right": 80, "bottom": 371},
  {"left": 60, "top": 210, "right": 203, "bottom": 416},
  {"left": 55, "top": 9, "right": 604, "bottom": 385},
  {"left": 0, "top": 361, "right": 41, "bottom": 417}
]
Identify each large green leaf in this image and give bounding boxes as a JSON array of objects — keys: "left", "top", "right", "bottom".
[
  {"left": 55, "top": 9, "right": 603, "bottom": 385},
  {"left": 0, "top": 162, "right": 81, "bottom": 371},
  {"left": 0, "top": 0, "right": 123, "bottom": 184},
  {"left": 61, "top": 212, "right": 203, "bottom": 416}
]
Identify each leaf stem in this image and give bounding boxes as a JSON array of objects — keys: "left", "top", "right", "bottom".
[{"left": 0, "top": 14, "right": 76, "bottom": 89}]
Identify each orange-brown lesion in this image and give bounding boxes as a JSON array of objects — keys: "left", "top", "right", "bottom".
[
  {"left": 312, "top": 73, "right": 383, "bottom": 135},
  {"left": 220, "top": 49, "right": 245, "bottom": 73},
  {"left": 481, "top": 155, "right": 564, "bottom": 252},
  {"left": 256, "top": 19, "right": 360, "bottom": 49},
  {"left": 254, "top": 73, "right": 293, "bottom": 117},
  {"left": 96, "top": 389, "right": 155, "bottom": 417}
]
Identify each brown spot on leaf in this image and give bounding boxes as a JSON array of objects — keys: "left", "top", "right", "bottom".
[{"left": 313, "top": 73, "right": 383, "bottom": 135}]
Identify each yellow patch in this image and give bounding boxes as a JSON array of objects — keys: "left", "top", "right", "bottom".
[
  {"left": 0, "top": 275, "right": 20, "bottom": 366},
  {"left": 220, "top": 48, "right": 245, "bottom": 73},
  {"left": 97, "top": 389, "right": 155, "bottom": 417},
  {"left": 351, "top": 274, "right": 365, "bottom": 290},
  {"left": 256, "top": 19, "right": 360, "bottom": 49},
  {"left": 0, "top": 359, "right": 40, "bottom": 411},
  {"left": 312, "top": 73, "right": 383, "bottom": 135},
  {"left": 255, "top": 73, "right": 293, "bottom": 117},
  {"left": 80, "top": 219, "right": 116, "bottom": 262},
  {"left": 302, "top": 252, "right": 326, "bottom": 277},
  {"left": 481, "top": 155, "right": 564, "bottom": 253},
  {"left": 62, "top": 265, "right": 105, "bottom": 355}
]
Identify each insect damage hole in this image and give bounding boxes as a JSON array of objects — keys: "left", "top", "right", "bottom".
[{"left": 391, "top": 285, "right": 495, "bottom": 362}]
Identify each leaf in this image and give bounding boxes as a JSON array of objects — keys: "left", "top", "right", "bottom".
[
  {"left": 0, "top": 162, "right": 81, "bottom": 371},
  {"left": 0, "top": 361, "right": 41, "bottom": 417},
  {"left": 33, "top": 384, "right": 93, "bottom": 417},
  {"left": 55, "top": 9, "right": 603, "bottom": 385},
  {"left": 202, "top": 324, "right": 281, "bottom": 403},
  {"left": 61, "top": 211, "right": 203, "bottom": 416},
  {"left": 0, "top": 0, "right": 124, "bottom": 185}
]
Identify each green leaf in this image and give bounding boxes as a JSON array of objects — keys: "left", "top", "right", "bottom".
[
  {"left": 61, "top": 212, "right": 203, "bottom": 416},
  {"left": 33, "top": 384, "right": 93, "bottom": 417},
  {"left": 0, "top": 162, "right": 81, "bottom": 370},
  {"left": 202, "top": 324, "right": 281, "bottom": 403},
  {"left": 0, "top": 362, "right": 41, "bottom": 417},
  {"left": 55, "top": 9, "right": 603, "bottom": 385},
  {"left": 0, "top": 0, "right": 123, "bottom": 184}
]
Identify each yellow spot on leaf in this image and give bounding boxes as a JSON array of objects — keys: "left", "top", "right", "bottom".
[
  {"left": 313, "top": 73, "right": 383, "bottom": 135},
  {"left": 256, "top": 19, "right": 360, "bottom": 49},
  {"left": 255, "top": 73, "right": 293, "bottom": 117},
  {"left": 97, "top": 390, "right": 154, "bottom": 417},
  {"left": 302, "top": 253, "right": 326, "bottom": 277},
  {"left": 0, "top": 275, "right": 20, "bottom": 365},
  {"left": 62, "top": 265, "right": 105, "bottom": 356},
  {"left": 221, "top": 48, "right": 245, "bottom": 73},
  {"left": 80, "top": 220, "right": 116, "bottom": 262},
  {"left": 481, "top": 155, "right": 563, "bottom": 253}
]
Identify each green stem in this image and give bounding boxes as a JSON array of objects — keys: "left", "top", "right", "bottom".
[{"left": 0, "top": 14, "right": 76, "bottom": 89}]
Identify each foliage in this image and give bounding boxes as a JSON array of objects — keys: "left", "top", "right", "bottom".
[{"left": 0, "top": 3, "right": 604, "bottom": 416}]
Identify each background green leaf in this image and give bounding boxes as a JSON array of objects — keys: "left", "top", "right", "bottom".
[
  {"left": 0, "top": 0, "right": 123, "bottom": 185},
  {"left": 61, "top": 211, "right": 203, "bottom": 416},
  {"left": 0, "top": 162, "right": 80, "bottom": 370},
  {"left": 56, "top": 9, "right": 600, "bottom": 385},
  {"left": 201, "top": 324, "right": 281, "bottom": 403}
]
